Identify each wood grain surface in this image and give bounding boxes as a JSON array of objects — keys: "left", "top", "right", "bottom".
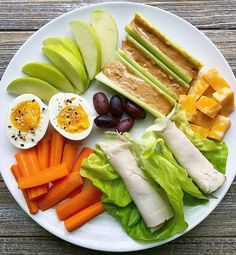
[{"left": 0, "top": 1, "right": 236, "bottom": 254}]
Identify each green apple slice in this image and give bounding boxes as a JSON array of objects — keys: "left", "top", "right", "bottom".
[
  {"left": 91, "top": 9, "right": 118, "bottom": 68},
  {"left": 42, "top": 44, "right": 88, "bottom": 94},
  {"left": 7, "top": 77, "right": 59, "bottom": 102},
  {"left": 22, "top": 62, "right": 75, "bottom": 93},
  {"left": 43, "top": 36, "right": 84, "bottom": 64},
  {"left": 70, "top": 20, "right": 101, "bottom": 80}
]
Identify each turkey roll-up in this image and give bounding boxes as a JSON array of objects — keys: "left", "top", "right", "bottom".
[{"left": 99, "top": 137, "right": 173, "bottom": 230}]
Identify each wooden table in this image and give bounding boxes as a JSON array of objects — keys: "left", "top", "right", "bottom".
[{"left": 0, "top": 1, "right": 236, "bottom": 254}]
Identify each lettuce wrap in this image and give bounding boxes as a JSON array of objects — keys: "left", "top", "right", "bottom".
[
  {"left": 80, "top": 106, "right": 228, "bottom": 241},
  {"left": 80, "top": 132, "right": 206, "bottom": 241},
  {"left": 170, "top": 105, "right": 228, "bottom": 174}
]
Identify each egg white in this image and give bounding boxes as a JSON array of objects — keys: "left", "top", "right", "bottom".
[
  {"left": 48, "top": 93, "right": 95, "bottom": 140},
  {"left": 5, "top": 94, "right": 49, "bottom": 149}
]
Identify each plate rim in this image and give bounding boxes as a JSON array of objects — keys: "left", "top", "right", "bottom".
[{"left": 0, "top": 1, "right": 236, "bottom": 252}]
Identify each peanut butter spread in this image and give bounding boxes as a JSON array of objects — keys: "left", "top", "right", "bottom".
[
  {"left": 122, "top": 39, "right": 188, "bottom": 97},
  {"left": 130, "top": 15, "right": 200, "bottom": 80},
  {"left": 103, "top": 60, "right": 173, "bottom": 116}
]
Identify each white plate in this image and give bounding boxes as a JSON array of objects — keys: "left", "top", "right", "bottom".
[{"left": 0, "top": 2, "right": 235, "bottom": 252}]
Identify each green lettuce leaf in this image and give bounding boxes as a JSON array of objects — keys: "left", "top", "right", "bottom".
[
  {"left": 81, "top": 142, "right": 187, "bottom": 241},
  {"left": 80, "top": 132, "right": 206, "bottom": 241},
  {"left": 104, "top": 202, "right": 179, "bottom": 241},
  {"left": 125, "top": 132, "right": 207, "bottom": 202},
  {"left": 80, "top": 145, "right": 131, "bottom": 207},
  {"left": 171, "top": 105, "right": 228, "bottom": 174},
  {"left": 183, "top": 192, "right": 208, "bottom": 206}
]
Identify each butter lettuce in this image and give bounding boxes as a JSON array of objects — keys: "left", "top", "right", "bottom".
[
  {"left": 171, "top": 105, "right": 228, "bottom": 174},
  {"left": 140, "top": 138, "right": 207, "bottom": 201},
  {"left": 80, "top": 145, "right": 131, "bottom": 207},
  {"left": 81, "top": 132, "right": 207, "bottom": 241},
  {"left": 80, "top": 105, "right": 227, "bottom": 241}
]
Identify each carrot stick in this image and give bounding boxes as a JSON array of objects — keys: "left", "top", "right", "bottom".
[
  {"left": 16, "top": 148, "right": 47, "bottom": 200},
  {"left": 61, "top": 143, "right": 78, "bottom": 172},
  {"left": 64, "top": 201, "right": 105, "bottom": 232},
  {"left": 49, "top": 131, "right": 65, "bottom": 167},
  {"left": 69, "top": 178, "right": 93, "bottom": 198},
  {"left": 72, "top": 147, "right": 95, "bottom": 172},
  {"left": 11, "top": 164, "right": 39, "bottom": 214},
  {"left": 56, "top": 186, "right": 102, "bottom": 220},
  {"left": 11, "top": 164, "right": 21, "bottom": 180},
  {"left": 69, "top": 186, "right": 82, "bottom": 198},
  {"left": 38, "top": 171, "right": 83, "bottom": 211},
  {"left": 36, "top": 139, "right": 50, "bottom": 170},
  {"left": 18, "top": 163, "right": 69, "bottom": 189}
]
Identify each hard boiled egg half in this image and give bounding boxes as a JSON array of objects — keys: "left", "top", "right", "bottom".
[
  {"left": 48, "top": 93, "right": 95, "bottom": 140},
  {"left": 5, "top": 94, "right": 49, "bottom": 149}
]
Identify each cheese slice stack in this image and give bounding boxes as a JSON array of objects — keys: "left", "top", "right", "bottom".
[
  {"left": 190, "top": 124, "right": 209, "bottom": 138},
  {"left": 208, "top": 115, "right": 231, "bottom": 141},
  {"left": 202, "top": 68, "right": 230, "bottom": 91},
  {"left": 196, "top": 96, "right": 222, "bottom": 118},
  {"left": 179, "top": 95, "right": 197, "bottom": 121},
  {"left": 184, "top": 68, "right": 234, "bottom": 140},
  {"left": 188, "top": 77, "right": 209, "bottom": 100}
]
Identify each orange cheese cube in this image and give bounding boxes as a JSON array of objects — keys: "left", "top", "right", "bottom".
[
  {"left": 202, "top": 68, "right": 230, "bottom": 91},
  {"left": 220, "top": 96, "right": 235, "bottom": 116},
  {"left": 190, "top": 110, "right": 215, "bottom": 129},
  {"left": 190, "top": 124, "right": 209, "bottom": 138},
  {"left": 203, "top": 86, "right": 215, "bottom": 98},
  {"left": 179, "top": 95, "right": 197, "bottom": 121},
  {"left": 188, "top": 77, "right": 209, "bottom": 100},
  {"left": 208, "top": 115, "right": 231, "bottom": 141},
  {"left": 212, "top": 87, "right": 234, "bottom": 105},
  {"left": 197, "top": 96, "right": 222, "bottom": 118}
]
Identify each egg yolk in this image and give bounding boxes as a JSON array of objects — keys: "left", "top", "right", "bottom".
[
  {"left": 11, "top": 100, "right": 41, "bottom": 132},
  {"left": 57, "top": 106, "right": 89, "bottom": 133}
]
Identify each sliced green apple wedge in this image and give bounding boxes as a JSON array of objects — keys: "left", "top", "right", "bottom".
[
  {"left": 91, "top": 9, "right": 118, "bottom": 68},
  {"left": 125, "top": 13, "right": 203, "bottom": 83},
  {"left": 70, "top": 20, "right": 101, "bottom": 80},
  {"left": 43, "top": 36, "right": 84, "bottom": 64},
  {"left": 7, "top": 77, "right": 59, "bottom": 102},
  {"left": 96, "top": 52, "right": 175, "bottom": 117},
  {"left": 42, "top": 44, "right": 88, "bottom": 94},
  {"left": 22, "top": 62, "right": 75, "bottom": 93}
]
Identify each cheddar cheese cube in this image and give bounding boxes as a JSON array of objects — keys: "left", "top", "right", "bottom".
[
  {"left": 190, "top": 124, "right": 209, "bottom": 138},
  {"left": 208, "top": 115, "right": 231, "bottom": 141},
  {"left": 202, "top": 68, "right": 230, "bottom": 91},
  {"left": 179, "top": 95, "right": 197, "bottom": 121},
  {"left": 197, "top": 96, "right": 222, "bottom": 118},
  {"left": 188, "top": 77, "right": 209, "bottom": 100},
  {"left": 203, "top": 86, "right": 215, "bottom": 98},
  {"left": 190, "top": 110, "right": 215, "bottom": 129},
  {"left": 212, "top": 87, "right": 234, "bottom": 105},
  {"left": 220, "top": 96, "right": 235, "bottom": 116}
]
